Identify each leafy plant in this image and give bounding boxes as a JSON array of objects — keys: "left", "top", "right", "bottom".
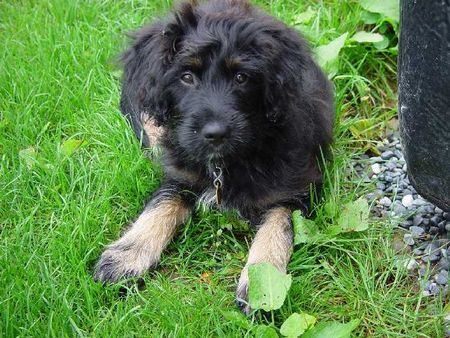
[
  {"left": 248, "top": 263, "right": 292, "bottom": 312},
  {"left": 293, "top": 197, "right": 370, "bottom": 244},
  {"left": 247, "top": 262, "right": 360, "bottom": 337}
]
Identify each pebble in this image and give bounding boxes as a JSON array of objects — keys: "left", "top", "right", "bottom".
[
  {"left": 435, "top": 270, "right": 448, "bottom": 285},
  {"left": 381, "top": 150, "right": 396, "bottom": 160},
  {"left": 379, "top": 197, "right": 392, "bottom": 207},
  {"left": 403, "top": 234, "right": 415, "bottom": 246},
  {"left": 412, "top": 215, "right": 424, "bottom": 227},
  {"left": 402, "top": 194, "right": 414, "bottom": 208},
  {"left": 406, "top": 259, "right": 419, "bottom": 271},
  {"left": 371, "top": 163, "right": 382, "bottom": 175},
  {"left": 409, "top": 226, "right": 425, "bottom": 238},
  {"left": 393, "top": 202, "right": 407, "bottom": 215}
]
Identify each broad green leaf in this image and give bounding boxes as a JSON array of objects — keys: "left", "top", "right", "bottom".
[
  {"left": 361, "top": 11, "right": 380, "bottom": 24},
  {"left": 359, "top": 0, "right": 399, "bottom": 23},
  {"left": 373, "top": 35, "right": 390, "bottom": 50},
  {"left": 302, "top": 319, "right": 360, "bottom": 338},
  {"left": 255, "top": 325, "right": 279, "bottom": 338},
  {"left": 337, "top": 198, "right": 370, "bottom": 233},
  {"left": 221, "top": 310, "right": 251, "bottom": 330},
  {"left": 293, "top": 7, "right": 315, "bottom": 25},
  {"left": 324, "top": 201, "right": 338, "bottom": 218},
  {"left": 292, "top": 210, "right": 320, "bottom": 244},
  {"left": 248, "top": 263, "right": 292, "bottom": 311},
  {"left": 61, "top": 139, "right": 85, "bottom": 156},
  {"left": 352, "top": 31, "right": 384, "bottom": 43},
  {"left": 314, "top": 33, "right": 348, "bottom": 76},
  {"left": 19, "top": 147, "right": 37, "bottom": 169},
  {"left": 280, "top": 312, "right": 317, "bottom": 337}
]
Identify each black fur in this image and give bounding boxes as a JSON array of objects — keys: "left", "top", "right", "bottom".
[{"left": 120, "top": 0, "right": 334, "bottom": 223}]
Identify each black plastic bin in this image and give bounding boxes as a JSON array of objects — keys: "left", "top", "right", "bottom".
[{"left": 398, "top": 0, "right": 450, "bottom": 211}]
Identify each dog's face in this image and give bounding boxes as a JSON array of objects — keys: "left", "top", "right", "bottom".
[
  {"left": 166, "top": 26, "right": 272, "bottom": 163},
  {"left": 121, "top": 0, "right": 314, "bottom": 166}
]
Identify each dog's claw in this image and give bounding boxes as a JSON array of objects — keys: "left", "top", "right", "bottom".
[
  {"left": 94, "top": 246, "right": 156, "bottom": 284},
  {"left": 236, "top": 268, "right": 253, "bottom": 315}
]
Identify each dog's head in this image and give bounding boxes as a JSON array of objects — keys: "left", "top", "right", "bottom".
[{"left": 121, "top": 0, "right": 321, "bottom": 165}]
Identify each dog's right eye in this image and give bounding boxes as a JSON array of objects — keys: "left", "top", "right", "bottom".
[{"left": 181, "top": 72, "right": 194, "bottom": 85}]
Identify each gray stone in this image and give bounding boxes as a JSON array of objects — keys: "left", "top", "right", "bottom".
[
  {"left": 436, "top": 270, "right": 448, "bottom": 285},
  {"left": 418, "top": 265, "right": 428, "bottom": 277},
  {"left": 376, "top": 182, "right": 386, "bottom": 190},
  {"left": 393, "top": 202, "right": 407, "bottom": 215},
  {"left": 424, "top": 243, "right": 440, "bottom": 255},
  {"left": 402, "top": 194, "right": 414, "bottom": 208},
  {"left": 412, "top": 198, "right": 428, "bottom": 207},
  {"left": 430, "top": 215, "right": 441, "bottom": 227},
  {"left": 428, "top": 283, "right": 440, "bottom": 295},
  {"left": 406, "top": 259, "right": 419, "bottom": 271},
  {"left": 445, "top": 223, "right": 450, "bottom": 232},
  {"left": 370, "top": 156, "right": 383, "bottom": 163},
  {"left": 444, "top": 212, "right": 450, "bottom": 221},
  {"left": 422, "top": 254, "right": 440, "bottom": 263},
  {"left": 412, "top": 215, "right": 424, "bottom": 227},
  {"left": 437, "top": 259, "right": 450, "bottom": 271},
  {"left": 429, "top": 226, "right": 439, "bottom": 235},
  {"left": 371, "top": 163, "right": 382, "bottom": 175},
  {"left": 381, "top": 150, "right": 395, "bottom": 160},
  {"left": 413, "top": 248, "right": 424, "bottom": 255},
  {"left": 379, "top": 197, "right": 392, "bottom": 207},
  {"left": 403, "top": 233, "right": 415, "bottom": 246},
  {"left": 409, "top": 226, "right": 425, "bottom": 238}
]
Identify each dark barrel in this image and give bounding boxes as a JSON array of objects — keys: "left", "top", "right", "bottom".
[{"left": 398, "top": 0, "right": 450, "bottom": 211}]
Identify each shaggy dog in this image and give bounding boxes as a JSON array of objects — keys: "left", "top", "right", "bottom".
[{"left": 95, "top": 0, "right": 334, "bottom": 313}]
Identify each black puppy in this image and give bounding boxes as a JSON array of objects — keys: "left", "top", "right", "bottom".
[{"left": 95, "top": 0, "right": 334, "bottom": 313}]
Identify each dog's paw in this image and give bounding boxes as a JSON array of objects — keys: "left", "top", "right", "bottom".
[
  {"left": 236, "top": 267, "right": 252, "bottom": 315},
  {"left": 94, "top": 244, "right": 157, "bottom": 284}
]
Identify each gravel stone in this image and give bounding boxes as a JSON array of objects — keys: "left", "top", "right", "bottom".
[
  {"left": 428, "top": 283, "right": 440, "bottom": 295},
  {"left": 379, "top": 197, "right": 392, "bottom": 207},
  {"left": 393, "top": 202, "right": 407, "bottom": 215},
  {"left": 422, "top": 254, "right": 440, "bottom": 263},
  {"left": 410, "top": 226, "right": 425, "bottom": 238},
  {"left": 402, "top": 194, "right": 414, "bottom": 208},
  {"left": 381, "top": 150, "right": 395, "bottom": 160},
  {"left": 435, "top": 270, "right": 448, "bottom": 285},
  {"left": 443, "top": 212, "right": 450, "bottom": 221},
  {"left": 371, "top": 163, "right": 382, "bottom": 174},
  {"left": 430, "top": 215, "right": 441, "bottom": 227},
  {"left": 403, "top": 234, "right": 415, "bottom": 246},
  {"left": 412, "top": 215, "right": 424, "bottom": 227},
  {"left": 446, "top": 223, "right": 450, "bottom": 232},
  {"left": 406, "top": 259, "right": 419, "bottom": 271}
]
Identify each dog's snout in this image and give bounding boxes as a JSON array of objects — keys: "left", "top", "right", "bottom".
[{"left": 201, "top": 122, "right": 230, "bottom": 145}]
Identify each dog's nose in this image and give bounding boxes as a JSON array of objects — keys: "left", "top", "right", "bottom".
[{"left": 201, "top": 122, "right": 230, "bottom": 145}]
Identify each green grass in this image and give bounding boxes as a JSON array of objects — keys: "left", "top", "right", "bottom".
[{"left": 0, "top": 0, "right": 446, "bottom": 337}]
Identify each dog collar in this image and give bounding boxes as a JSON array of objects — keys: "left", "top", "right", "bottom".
[{"left": 213, "top": 166, "right": 223, "bottom": 205}]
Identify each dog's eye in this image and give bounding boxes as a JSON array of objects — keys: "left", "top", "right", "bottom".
[
  {"left": 181, "top": 72, "right": 194, "bottom": 85},
  {"left": 234, "top": 72, "right": 248, "bottom": 84}
]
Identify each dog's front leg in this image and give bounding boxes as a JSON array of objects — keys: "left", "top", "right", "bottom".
[
  {"left": 236, "top": 207, "right": 294, "bottom": 314},
  {"left": 94, "top": 182, "right": 192, "bottom": 283}
]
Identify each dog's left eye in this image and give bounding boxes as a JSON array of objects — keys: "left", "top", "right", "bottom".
[
  {"left": 234, "top": 72, "right": 248, "bottom": 84},
  {"left": 181, "top": 72, "right": 195, "bottom": 85}
]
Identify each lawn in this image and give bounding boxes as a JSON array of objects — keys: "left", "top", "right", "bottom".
[{"left": 0, "top": 0, "right": 446, "bottom": 337}]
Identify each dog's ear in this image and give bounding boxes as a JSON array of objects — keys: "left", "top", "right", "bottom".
[
  {"left": 263, "top": 27, "right": 310, "bottom": 124},
  {"left": 119, "top": 2, "right": 198, "bottom": 140}
]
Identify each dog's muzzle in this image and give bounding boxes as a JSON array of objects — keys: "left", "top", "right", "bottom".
[{"left": 201, "top": 121, "right": 230, "bottom": 146}]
